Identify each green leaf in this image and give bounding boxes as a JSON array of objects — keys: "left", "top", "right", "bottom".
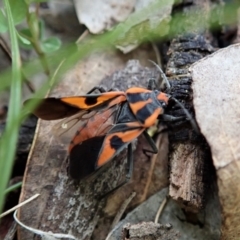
[
  {"left": 4, "top": 181, "right": 22, "bottom": 195},
  {"left": 0, "top": 9, "right": 8, "bottom": 33},
  {"left": 17, "top": 29, "right": 33, "bottom": 49},
  {"left": 18, "top": 29, "right": 31, "bottom": 44},
  {"left": 41, "top": 37, "right": 61, "bottom": 53},
  {"left": 9, "top": 0, "right": 27, "bottom": 25}
]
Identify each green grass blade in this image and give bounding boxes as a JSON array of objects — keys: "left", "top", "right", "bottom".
[
  {"left": 0, "top": 0, "right": 22, "bottom": 213},
  {"left": 4, "top": 181, "right": 22, "bottom": 195}
]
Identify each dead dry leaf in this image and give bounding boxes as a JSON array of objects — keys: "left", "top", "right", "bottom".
[
  {"left": 18, "top": 48, "right": 158, "bottom": 240},
  {"left": 115, "top": 0, "right": 173, "bottom": 53},
  {"left": 190, "top": 43, "right": 240, "bottom": 240},
  {"left": 73, "top": 0, "right": 136, "bottom": 34}
]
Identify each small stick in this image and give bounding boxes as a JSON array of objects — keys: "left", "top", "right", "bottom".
[
  {"left": 154, "top": 196, "right": 168, "bottom": 224},
  {"left": 0, "top": 193, "right": 40, "bottom": 218}
]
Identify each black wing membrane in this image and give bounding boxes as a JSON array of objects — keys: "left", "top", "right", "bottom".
[
  {"left": 69, "top": 136, "right": 105, "bottom": 179},
  {"left": 25, "top": 98, "right": 81, "bottom": 120}
]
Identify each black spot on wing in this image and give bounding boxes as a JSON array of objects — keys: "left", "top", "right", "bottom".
[
  {"left": 84, "top": 96, "right": 98, "bottom": 106},
  {"left": 110, "top": 135, "right": 124, "bottom": 150},
  {"left": 69, "top": 136, "right": 105, "bottom": 180}
]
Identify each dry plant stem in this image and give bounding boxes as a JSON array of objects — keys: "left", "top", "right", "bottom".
[
  {"left": 0, "top": 194, "right": 40, "bottom": 218},
  {"left": 14, "top": 210, "right": 76, "bottom": 239},
  {"left": 76, "top": 29, "right": 89, "bottom": 44},
  {"left": 140, "top": 135, "right": 161, "bottom": 202},
  {"left": 105, "top": 193, "right": 137, "bottom": 240},
  {"left": 110, "top": 192, "right": 136, "bottom": 230},
  {"left": 154, "top": 197, "right": 168, "bottom": 224},
  {"left": 151, "top": 42, "right": 161, "bottom": 66}
]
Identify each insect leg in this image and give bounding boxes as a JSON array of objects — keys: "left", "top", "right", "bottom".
[
  {"left": 142, "top": 131, "right": 158, "bottom": 156},
  {"left": 148, "top": 60, "right": 171, "bottom": 91},
  {"left": 160, "top": 114, "right": 185, "bottom": 122},
  {"left": 87, "top": 86, "right": 107, "bottom": 94},
  {"left": 87, "top": 86, "right": 120, "bottom": 94},
  {"left": 125, "top": 143, "right": 133, "bottom": 181}
]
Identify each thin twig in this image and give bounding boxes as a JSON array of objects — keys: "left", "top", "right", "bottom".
[
  {"left": 149, "top": 60, "right": 171, "bottom": 90},
  {"left": 14, "top": 210, "right": 76, "bottom": 239},
  {"left": 0, "top": 193, "right": 40, "bottom": 218},
  {"left": 140, "top": 134, "right": 162, "bottom": 202},
  {"left": 105, "top": 192, "right": 136, "bottom": 240},
  {"left": 154, "top": 197, "right": 168, "bottom": 223},
  {"left": 151, "top": 42, "right": 161, "bottom": 66},
  {"left": 111, "top": 192, "right": 136, "bottom": 230},
  {"left": 76, "top": 29, "right": 89, "bottom": 44}
]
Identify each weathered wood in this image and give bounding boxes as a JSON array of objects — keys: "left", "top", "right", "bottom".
[
  {"left": 165, "top": 0, "right": 216, "bottom": 212},
  {"left": 122, "top": 222, "right": 179, "bottom": 240}
]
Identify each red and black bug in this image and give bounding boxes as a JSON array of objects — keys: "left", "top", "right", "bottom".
[{"left": 27, "top": 63, "right": 195, "bottom": 181}]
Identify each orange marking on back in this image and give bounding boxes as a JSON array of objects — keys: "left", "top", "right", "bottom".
[
  {"left": 129, "top": 98, "right": 152, "bottom": 115},
  {"left": 105, "top": 95, "right": 127, "bottom": 108},
  {"left": 97, "top": 128, "right": 144, "bottom": 167},
  {"left": 61, "top": 91, "right": 126, "bottom": 109},
  {"left": 126, "top": 87, "right": 151, "bottom": 94},
  {"left": 144, "top": 108, "right": 162, "bottom": 127}
]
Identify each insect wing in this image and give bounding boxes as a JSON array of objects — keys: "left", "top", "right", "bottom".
[
  {"left": 61, "top": 91, "right": 126, "bottom": 110},
  {"left": 69, "top": 136, "right": 106, "bottom": 180},
  {"left": 52, "top": 110, "right": 92, "bottom": 145},
  {"left": 52, "top": 104, "right": 119, "bottom": 145},
  {"left": 96, "top": 122, "right": 145, "bottom": 167},
  {"left": 25, "top": 98, "right": 81, "bottom": 120},
  {"left": 67, "top": 105, "right": 120, "bottom": 151},
  {"left": 27, "top": 92, "right": 126, "bottom": 120},
  {"left": 68, "top": 105, "right": 120, "bottom": 179}
]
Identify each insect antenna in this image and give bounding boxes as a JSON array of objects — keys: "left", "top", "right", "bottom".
[
  {"left": 148, "top": 60, "right": 171, "bottom": 91},
  {"left": 149, "top": 60, "right": 199, "bottom": 133},
  {"left": 170, "top": 97, "right": 200, "bottom": 134}
]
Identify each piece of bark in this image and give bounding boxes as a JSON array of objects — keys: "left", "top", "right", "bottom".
[
  {"left": 108, "top": 188, "right": 221, "bottom": 240},
  {"left": 165, "top": 0, "right": 216, "bottom": 213},
  {"left": 122, "top": 222, "right": 179, "bottom": 240},
  {"left": 190, "top": 43, "right": 240, "bottom": 240},
  {"left": 17, "top": 59, "right": 161, "bottom": 240}
]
